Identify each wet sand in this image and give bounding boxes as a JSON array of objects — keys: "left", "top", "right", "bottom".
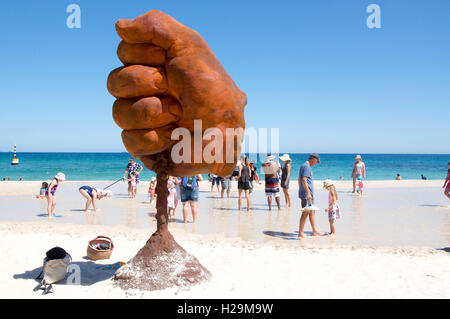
[{"left": 0, "top": 180, "right": 449, "bottom": 248}]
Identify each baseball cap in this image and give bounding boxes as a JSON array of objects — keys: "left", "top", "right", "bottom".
[{"left": 309, "top": 153, "right": 320, "bottom": 163}]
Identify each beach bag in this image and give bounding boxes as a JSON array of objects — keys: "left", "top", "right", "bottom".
[
  {"left": 34, "top": 247, "right": 72, "bottom": 294},
  {"left": 87, "top": 236, "right": 114, "bottom": 261}
]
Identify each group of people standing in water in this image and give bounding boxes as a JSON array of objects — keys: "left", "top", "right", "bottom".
[
  {"left": 230, "top": 152, "right": 343, "bottom": 236},
  {"left": 36, "top": 156, "right": 449, "bottom": 236}
]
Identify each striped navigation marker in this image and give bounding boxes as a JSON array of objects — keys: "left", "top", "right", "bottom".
[{"left": 11, "top": 144, "right": 19, "bottom": 165}]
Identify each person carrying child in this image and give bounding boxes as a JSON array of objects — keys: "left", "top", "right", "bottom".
[
  {"left": 122, "top": 158, "right": 143, "bottom": 198},
  {"left": 323, "top": 179, "right": 342, "bottom": 236}
]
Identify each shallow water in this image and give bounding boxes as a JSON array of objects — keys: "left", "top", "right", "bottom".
[{"left": 1, "top": 181, "right": 449, "bottom": 249}]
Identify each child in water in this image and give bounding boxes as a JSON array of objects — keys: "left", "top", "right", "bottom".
[
  {"left": 148, "top": 177, "right": 157, "bottom": 203},
  {"left": 356, "top": 175, "right": 363, "bottom": 196},
  {"left": 323, "top": 179, "right": 341, "bottom": 235},
  {"left": 128, "top": 173, "right": 137, "bottom": 198},
  {"left": 35, "top": 182, "right": 48, "bottom": 199}
]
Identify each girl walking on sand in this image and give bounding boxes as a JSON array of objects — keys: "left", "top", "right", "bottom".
[{"left": 323, "top": 179, "right": 341, "bottom": 236}]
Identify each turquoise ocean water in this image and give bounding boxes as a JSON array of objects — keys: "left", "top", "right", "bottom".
[{"left": 0, "top": 152, "right": 448, "bottom": 181}]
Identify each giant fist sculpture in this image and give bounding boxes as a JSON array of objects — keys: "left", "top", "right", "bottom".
[
  {"left": 108, "top": 10, "right": 246, "bottom": 291},
  {"left": 108, "top": 10, "right": 247, "bottom": 177}
]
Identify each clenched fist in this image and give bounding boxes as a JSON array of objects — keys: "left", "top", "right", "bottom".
[{"left": 107, "top": 10, "right": 247, "bottom": 177}]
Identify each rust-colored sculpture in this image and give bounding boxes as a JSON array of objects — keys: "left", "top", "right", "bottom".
[{"left": 107, "top": 10, "right": 246, "bottom": 290}]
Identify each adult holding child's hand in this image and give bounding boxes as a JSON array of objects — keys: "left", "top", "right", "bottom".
[{"left": 122, "top": 158, "right": 143, "bottom": 197}]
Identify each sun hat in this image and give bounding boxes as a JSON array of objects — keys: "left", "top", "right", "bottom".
[
  {"left": 54, "top": 172, "right": 65, "bottom": 181},
  {"left": 355, "top": 155, "right": 362, "bottom": 160},
  {"left": 280, "top": 154, "right": 291, "bottom": 162},
  {"left": 309, "top": 153, "right": 320, "bottom": 163},
  {"left": 266, "top": 155, "right": 276, "bottom": 161},
  {"left": 323, "top": 179, "right": 334, "bottom": 188},
  {"left": 151, "top": 177, "right": 156, "bottom": 182}
]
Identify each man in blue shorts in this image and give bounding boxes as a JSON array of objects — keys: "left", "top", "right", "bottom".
[{"left": 298, "top": 153, "right": 322, "bottom": 237}]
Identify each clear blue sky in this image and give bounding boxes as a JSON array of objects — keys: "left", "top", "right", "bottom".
[{"left": 0, "top": 0, "right": 449, "bottom": 153}]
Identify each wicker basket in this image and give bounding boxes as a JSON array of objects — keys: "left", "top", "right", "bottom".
[{"left": 87, "top": 236, "right": 114, "bottom": 260}]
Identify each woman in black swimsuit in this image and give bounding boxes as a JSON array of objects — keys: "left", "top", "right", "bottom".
[
  {"left": 280, "top": 154, "right": 292, "bottom": 208},
  {"left": 237, "top": 156, "right": 252, "bottom": 211}
]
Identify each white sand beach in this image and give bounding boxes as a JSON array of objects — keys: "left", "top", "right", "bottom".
[{"left": 0, "top": 180, "right": 449, "bottom": 298}]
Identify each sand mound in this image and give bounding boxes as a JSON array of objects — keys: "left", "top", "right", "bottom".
[{"left": 114, "top": 230, "right": 211, "bottom": 291}]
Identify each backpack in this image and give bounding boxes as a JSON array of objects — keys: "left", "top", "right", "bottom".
[
  {"left": 182, "top": 176, "right": 197, "bottom": 190},
  {"left": 34, "top": 247, "right": 72, "bottom": 295}
]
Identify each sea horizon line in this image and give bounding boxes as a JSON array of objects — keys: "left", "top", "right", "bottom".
[{"left": 0, "top": 151, "right": 449, "bottom": 155}]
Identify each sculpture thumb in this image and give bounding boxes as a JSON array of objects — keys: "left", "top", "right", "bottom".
[{"left": 115, "top": 10, "right": 188, "bottom": 51}]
